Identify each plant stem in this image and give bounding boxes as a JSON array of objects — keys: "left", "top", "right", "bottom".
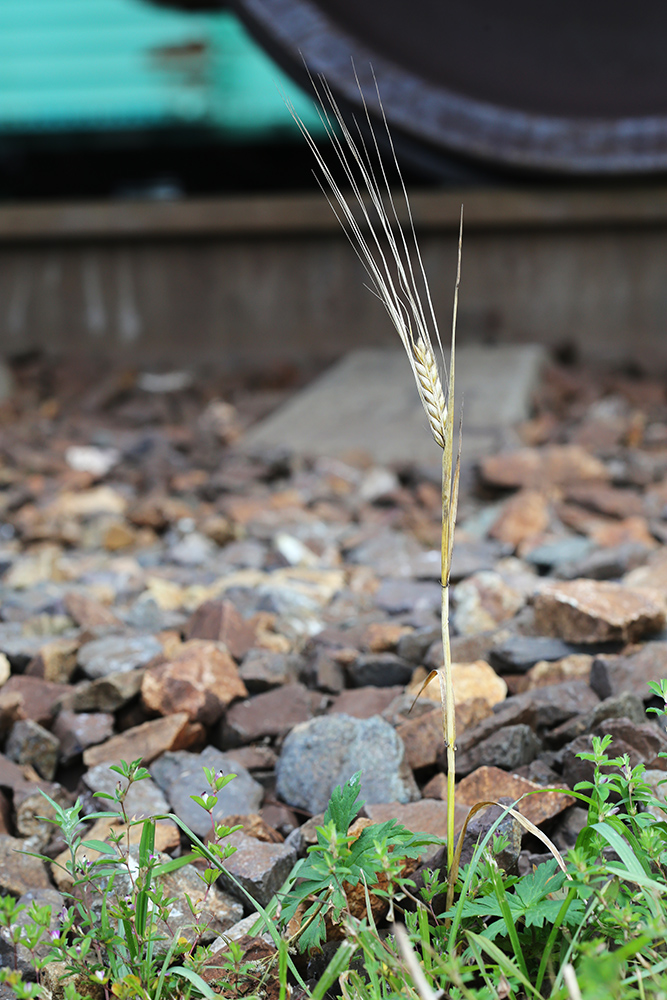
[{"left": 441, "top": 467, "right": 456, "bottom": 877}]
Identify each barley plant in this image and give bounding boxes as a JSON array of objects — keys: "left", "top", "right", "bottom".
[{"left": 285, "top": 76, "right": 463, "bottom": 880}]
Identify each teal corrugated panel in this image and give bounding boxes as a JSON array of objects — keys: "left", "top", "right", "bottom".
[{"left": 0, "top": 0, "right": 324, "bottom": 137}]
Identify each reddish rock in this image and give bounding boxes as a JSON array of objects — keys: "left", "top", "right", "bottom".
[
  {"left": 455, "top": 765, "right": 574, "bottom": 827},
  {"left": 588, "top": 516, "right": 656, "bottom": 550},
  {"left": 422, "top": 773, "right": 448, "bottom": 800},
  {"left": 563, "top": 484, "right": 644, "bottom": 519},
  {"left": 534, "top": 579, "right": 665, "bottom": 643},
  {"left": 64, "top": 591, "right": 122, "bottom": 628},
  {"left": 52, "top": 709, "right": 115, "bottom": 764},
  {"left": 142, "top": 640, "right": 247, "bottom": 725},
  {"left": 224, "top": 744, "right": 278, "bottom": 771},
  {"left": 83, "top": 712, "right": 202, "bottom": 767},
  {"left": 489, "top": 490, "right": 550, "bottom": 549},
  {"left": 397, "top": 708, "right": 442, "bottom": 770},
  {"left": 1, "top": 676, "right": 70, "bottom": 726},
  {"left": 397, "top": 697, "right": 493, "bottom": 771},
  {"left": 328, "top": 686, "right": 405, "bottom": 719},
  {"left": 222, "top": 684, "right": 327, "bottom": 746},
  {"left": 480, "top": 445, "right": 608, "bottom": 490},
  {"left": 364, "top": 800, "right": 469, "bottom": 852},
  {"left": 185, "top": 600, "right": 257, "bottom": 661}
]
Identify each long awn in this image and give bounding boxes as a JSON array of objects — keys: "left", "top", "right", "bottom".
[{"left": 285, "top": 73, "right": 463, "bottom": 879}]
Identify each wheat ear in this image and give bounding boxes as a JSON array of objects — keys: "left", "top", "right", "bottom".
[{"left": 285, "top": 73, "right": 462, "bottom": 881}]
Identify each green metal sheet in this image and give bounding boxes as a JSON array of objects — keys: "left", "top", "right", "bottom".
[{"left": 0, "top": 0, "right": 323, "bottom": 137}]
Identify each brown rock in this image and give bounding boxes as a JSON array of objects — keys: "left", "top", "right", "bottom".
[
  {"left": 452, "top": 572, "right": 525, "bottom": 635},
  {"left": 26, "top": 637, "right": 80, "bottom": 684},
  {"left": 422, "top": 772, "right": 448, "bottom": 799},
  {"left": 590, "top": 643, "right": 667, "bottom": 701},
  {"left": 217, "top": 814, "right": 283, "bottom": 843},
  {"left": 398, "top": 697, "right": 494, "bottom": 771},
  {"left": 410, "top": 662, "right": 506, "bottom": 708},
  {"left": 525, "top": 654, "right": 593, "bottom": 690},
  {"left": 489, "top": 490, "right": 550, "bottom": 549},
  {"left": 455, "top": 765, "right": 574, "bottom": 827},
  {"left": 364, "top": 799, "right": 469, "bottom": 849},
  {"left": 103, "top": 520, "right": 137, "bottom": 551},
  {"left": 480, "top": 445, "right": 608, "bottom": 490},
  {"left": 222, "top": 684, "right": 327, "bottom": 746},
  {"left": 361, "top": 622, "right": 412, "bottom": 653},
  {"left": 185, "top": 600, "right": 257, "bottom": 661},
  {"left": 563, "top": 484, "right": 644, "bottom": 519},
  {"left": 224, "top": 744, "right": 278, "bottom": 771},
  {"left": 83, "top": 712, "right": 202, "bottom": 767},
  {"left": 0, "top": 835, "right": 50, "bottom": 895},
  {"left": 625, "top": 547, "right": 667, "bottom": 595},
  {"left": 1, "top": 675, "right": 70, "bottom": 726},
  {"left": 534, "top": 579, "right": 665, "bottom": 643},
  {"left": 64, "top": 591, "right": 122, "bottom": 628},
  {"left": 588, "top": 516, "right": 656, "bottom": 550},
  {"left": 142, "top": 641, "right": 248, "bottom": 725},
  {"left": 397, "top": 708, "right": 442, "bottom": 770},
  {"left": 329, "top": 686, "right": 405, "bottom": 719}
]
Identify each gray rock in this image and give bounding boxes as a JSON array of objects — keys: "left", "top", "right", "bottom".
[
  {"left": 556, "top": 542, "right": 652, "bottom": 581},
  {"left": 347, "top": 653, "right": 414, "bottom": 688},
  {"left": 455, "top": 724, "right": 542, "bottom": 777},
  {"left": 456, "top": 681, "right": 599, "bottom": 759},
  {"left": 150, "top": 746, "right": 263, "bottom": 838},
  {"left": 0, "top": 887, "right": 64, "bottom": 976},
  {"left": 61, "top": 668, "right": 145, "bottom": 712},
  {"left": 590, "top": 642, "right": 667, "bottom": 701},
  {"left": 459, "top": 801, "right": 523, "bottom": 874},
  {"left": 221, "top": 683, "right": 327, "bottom": 746},
  {"left": 490, "top": 635, "right": 580, "bottom": 675},
  {"left": 6, "top": 719, "right": 59, "bottom": 781},
  {"left": 348, "top": 530, "right": 424, "bottom": 579},
  {"left": 449, "top": 540, "right": 508, "bottom": 582},
  {"left": 276, "top": 713, "right": 419, "bottom": 815},
  {"left": 221, "top": 831, "right": 297, "bottom": 907},
  {"left": 524, "top": 536, "right": 595, "bottom": 572},
  {"left": 0, "top": 836, "right": 50, "bottom": 896},
  {"left": 374, "top": 580, "right": 441, "bottom": 615},
  {"left": 123, "top": 597, "right": 187, "bottom": 632},
  {"left": 397, "top": 625, "right": 441, "bottom": 664},
  {"left": 546, "top": 691, "right": 646, "bottom": 747},
  {"left": 52, "top": 710, "right": 115, "bottom": 764},
  {"left": 169, "top": 531, "right": 217, "bottom": 567},
  {"left": 83, "top": 763, "right": 170, "bottom": 819},
  {"left": 78, "top": 634, "right": 162, "bottom": 679},
  {"left": 239, "top": 650, "right": 301, "bottom": 692}
]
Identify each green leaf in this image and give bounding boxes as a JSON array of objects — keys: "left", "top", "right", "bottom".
[
  {"left": 80, "top": 840, "right": 117, "bottom": 855},
  {"left": 168, "top": 966, "right": 220, "bottom": 998},
  {"left": 151, "top": 853, "right": 199, "bottom": 877},
  {"left": 323, "top": 771, "right": 364, "bottom": 833}
]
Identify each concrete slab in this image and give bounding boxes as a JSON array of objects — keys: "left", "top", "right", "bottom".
[{"left": 243, "top": 345, "right": 546, "bottom": 466}]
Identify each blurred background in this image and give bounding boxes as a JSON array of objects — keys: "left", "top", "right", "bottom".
[{"left": 1, "top": 0, "right": 667, "bottom": 372}]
